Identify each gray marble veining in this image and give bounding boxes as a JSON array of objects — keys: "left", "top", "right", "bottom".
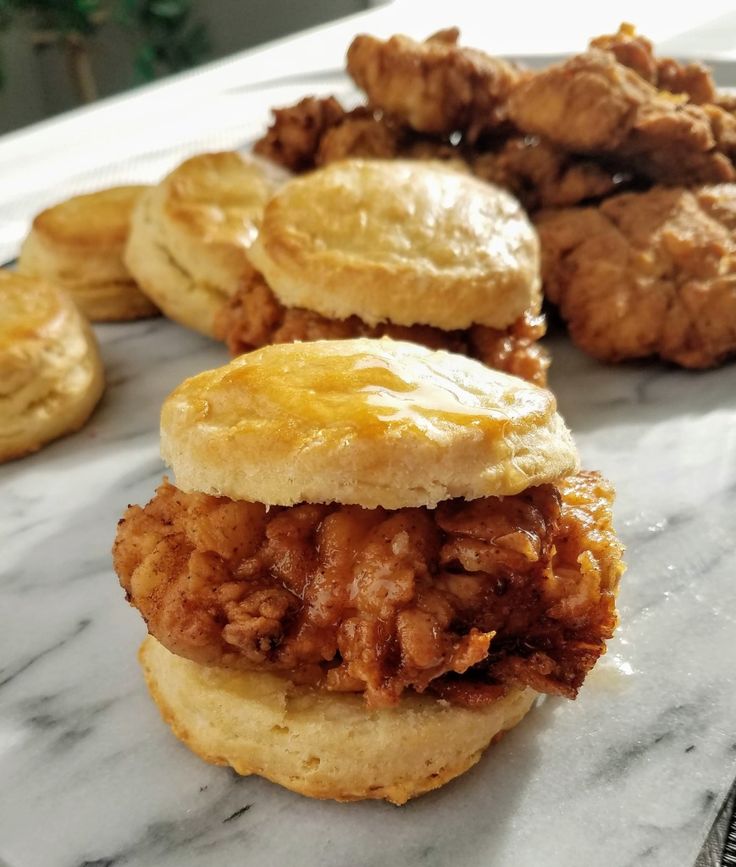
[{"left": 1, "top": 319, "right": 735, "bottom": 867}]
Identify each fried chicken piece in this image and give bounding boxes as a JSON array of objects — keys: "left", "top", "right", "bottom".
[
  {"left": 508, "top": 49, "right": 735, "bottom": 185},
  {"left": 253, "top": 95, "right": 348, "bottom": 172},
  {"left": 316, "top": 115, "right": 403, "bottom": 165},
  {"left": 254, "top": 96, "right": 411, "bottom": 171},
  {"left": 537, "top": 184, "right": 736, "bottom": 367},
  {"left": 347, "top": 28, "right": 521, "bottom": 139},
  {"left": 113, "top": 473, "right": 623, "bottom": 707},
  {"left": 590, "top": 22, "right": 717, "bottom": 104},
  {"left": 656, "top": 59, "right": 717, "bottom": 107},
  {"left": 213, "top": 271, "right": 549, "bottom": 385},
  {"left": 472, "top": 136, "right": 628, "bottom": 210}
]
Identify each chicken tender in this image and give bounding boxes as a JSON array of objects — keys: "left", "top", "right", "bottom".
[
  {"left": 537, "top": 184, "right": 736, "bottom": 367},
  {"left": 347, "top": 28, "right": 521, "bottom": 139},
  {"left": 508, "top": 49, "right": 735, "bottom": 185},
  {"left": 213, "top": 271, "right": 549, "bottom": 386},
  {"left": 113, "top": 473, "right": 622, "bottom": 708},
  {"left": 590, "top": 22, "right": 717, "bottom": 105}
]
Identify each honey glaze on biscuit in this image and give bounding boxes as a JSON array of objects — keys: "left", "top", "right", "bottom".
[{"left": 175, "top": 340, "right": 553, "bottom": 443}]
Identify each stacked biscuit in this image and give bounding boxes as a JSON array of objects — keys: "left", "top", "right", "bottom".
[
  {"left": 0, "top": 271, "right": 104, "bottom": 462},
  {"left": 19, "top": 185, "right": 156, "bottom": 322}
]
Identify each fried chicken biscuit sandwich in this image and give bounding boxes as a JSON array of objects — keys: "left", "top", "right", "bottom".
[
  {"left": 113, "top": 338, "right": 624, "bottom": 804},
  {"left": 216, "top": 159, "right": 549, "bottom": 385}
]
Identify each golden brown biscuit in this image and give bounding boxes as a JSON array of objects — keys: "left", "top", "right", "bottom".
[
  {"left": 18, "top": 186, "right": 158, "bottom": 321},
  {"left": 140, "top": 635, "right": 536, "bottom": 805},
  {"left": 247, "top": 159, "right": 541, "bottom": 331},
  {"left": 124, "top": 152, "right": 290, "bottom": 337},
  {"left": 161, "top": 338, "right": 578, "bottom": 509},
  {"left": 0, "top": 271, "right": 104, "bottom": 462}
]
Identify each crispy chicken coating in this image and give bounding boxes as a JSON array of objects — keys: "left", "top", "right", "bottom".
[
  {"left": 253, "top": 95, "right": 348, "bottom": 172},
  {"left": 316, "top": 115, "right": 402, "bottom": 165},
  {"left": 590, "top": 22, "right": 717, "bottom": 104},
  {"left": 113, "top": 473, "right": 623, "bottom": 708},
  {"left": 213, "top": 271, "right": 549, "bottom": 386},
  {"left": 537, "top": 184, "right": 736, "bottom": 367},
  {"left": 472, "top": 136, "right": 628, "bottom": 210},
  {"left": 253, "top": 96, "right": 408, "bottom": 172},
  {"left": 346, "top": 28, "right": 521, "bottom": 139},
  {"left": 508, "top": 49, "right": 735, "bottom": 185}
]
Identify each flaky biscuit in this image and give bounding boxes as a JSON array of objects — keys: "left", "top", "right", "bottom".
[
  {"left": 124, "top": 152, "right": 289, "bottom": 337},
  {"left": 0, "top": 271, "right": 104, "bottom": 462},
  {"left": 161, "top": 338, "right": 578, "bottom": 509},
  {"left": 18, "top": 186, "right": 158, "bottom": 321},
  {"left": 140, "top": 635, "right": 536, "bottom": 805},
  {"left": 248, "top": 159, "right": 541, "bottom": 331}
]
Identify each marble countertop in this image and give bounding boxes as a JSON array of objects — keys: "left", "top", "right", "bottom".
[{"left": 1, "top": 318, "right": 735, "bottom": 867}]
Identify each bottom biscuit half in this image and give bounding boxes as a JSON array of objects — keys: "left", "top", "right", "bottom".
[{"left": 139, "top": 635, "right": 536, "bottom": 805}]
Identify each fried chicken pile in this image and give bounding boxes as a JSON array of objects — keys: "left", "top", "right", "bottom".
[
  {"left": 248, "top": 22, "right": 736, "bottom": 369},
  {"left": 214, "top": 272, "right": 549, "bottom": 385},
  {"left": 113, "top": 473, "right": 622, "bottom": 708}
]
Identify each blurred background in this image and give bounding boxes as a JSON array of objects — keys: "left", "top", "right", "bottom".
[{"left": 0, "top": 0, "right": 386, "bottom": 134}]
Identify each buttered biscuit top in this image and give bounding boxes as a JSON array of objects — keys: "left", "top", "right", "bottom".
[
  {"left": 161, "top": 338, "right": 577, "bottom": 508},
  {"left": 247, "top": 159, "right": 541, "bottom": 331}
]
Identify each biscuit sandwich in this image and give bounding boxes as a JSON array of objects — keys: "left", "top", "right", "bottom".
[
  {"left": 215, "top": 158, "right": 549, "bottom": 385},
  {"left": 113, "top": 337, "right": 624, "bottom": 804},
  {"left": 18, "top": 186, "right": 157, "bottom": 322},
  {"left": 0, "top": 270, "right": 104, "bottom": 463},
  {"left": 124, "top": 151, "right": 289, "bottom": 337}
]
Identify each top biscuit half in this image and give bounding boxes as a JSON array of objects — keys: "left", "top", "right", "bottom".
[
  {"left": 247, "top": 159, "right": 541, "bottom": 331},
  {"left": 161, "top": 337, "right": 577, "bottom": 509}
]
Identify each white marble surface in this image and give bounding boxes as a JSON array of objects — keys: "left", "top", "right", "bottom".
[{"left": 1, "top": 316, "right": 735, "bottom": 867}]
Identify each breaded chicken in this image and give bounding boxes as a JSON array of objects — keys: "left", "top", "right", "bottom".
[
  {"left": 347, "top": 28, "right": 521, "bottom": 139},
  {"left": 213, "top": 271, "right": 549, "bottom": 386},
  {"left": 316, "top": 115, "right": 403, "bottom": 164},
  {"left": 113, "top": 473, "right": 622, "bottom": 708},
  {"left": 590, "top": 22, "right": 717, "bottom": 104},
  {"left": 508, "top": 49, "right": 735, "bottom": 185},
  {"left": 253, "top": 95, "right": 348, "bottom": 172},
  {"left": 472, "top": 136, "right": 628, "bottom": 210},
  {"left": 537, "top": 184, "right": 736, "bottom": 367}
]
